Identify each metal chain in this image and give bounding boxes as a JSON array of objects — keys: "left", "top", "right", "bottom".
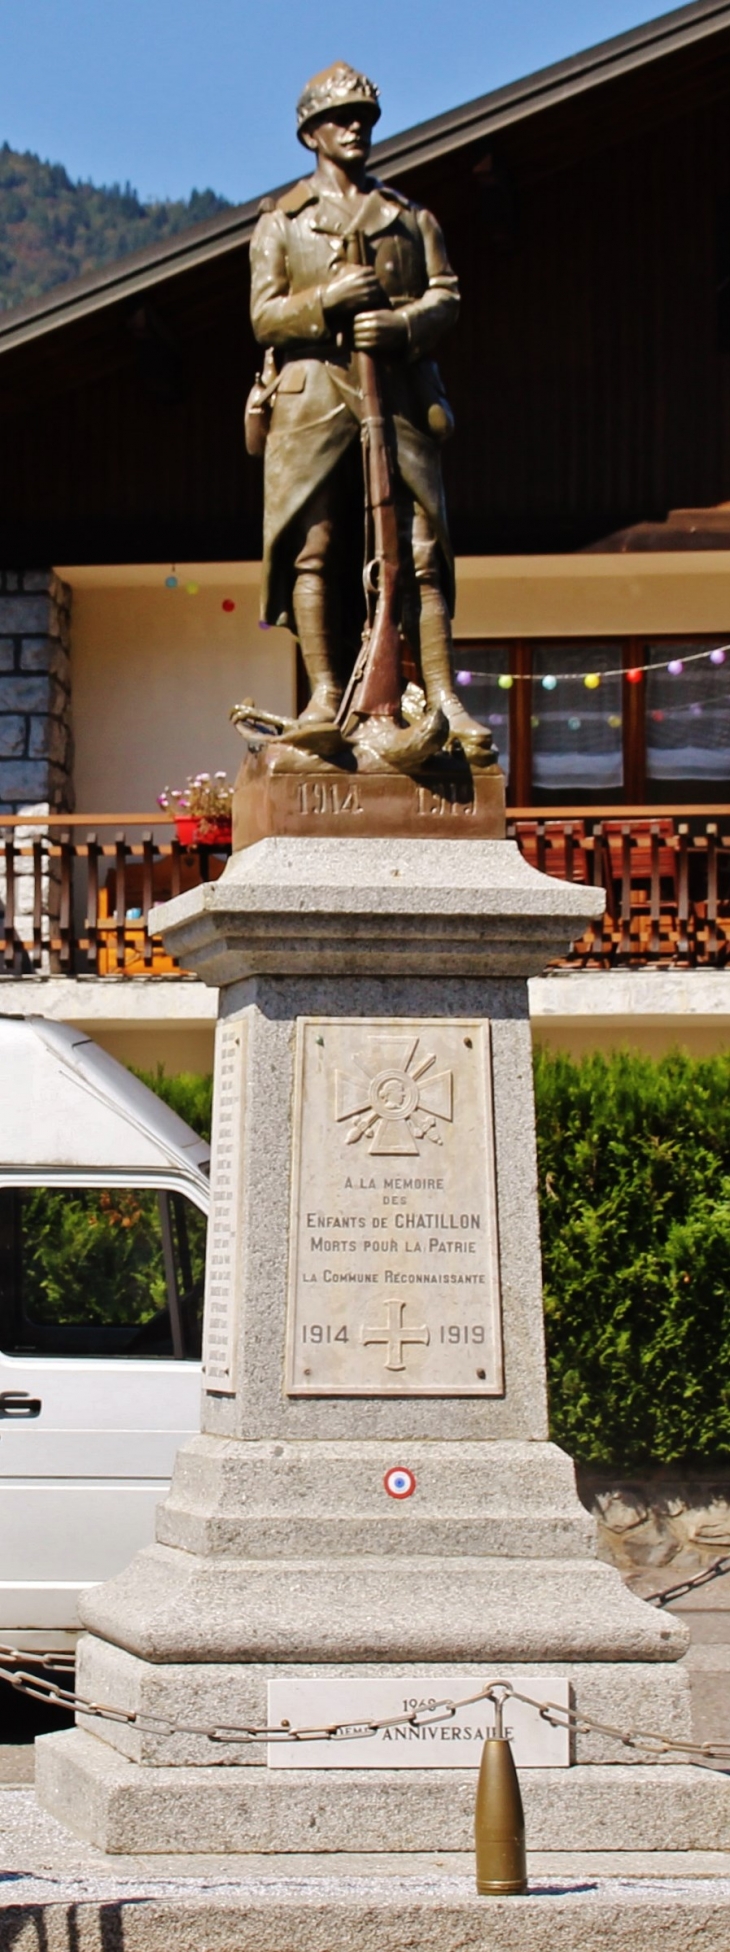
[
  {"left": 2, "top": 1642, "right": 730, "bottom": 1767},
  {"left": 646, "top": 1553, "right": 730, "bottom": 1608}
]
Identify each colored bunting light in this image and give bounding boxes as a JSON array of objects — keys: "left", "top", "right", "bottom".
[
  {"left": 667, "top": 660, "right": 683, "bottom": 676},
  {"left": 542, "top": 674, "right": 557, "bottom": 691},
  {"left": 498, "top": 674, "right": 513, "bottom": 690},
  {"left": 584, "top": 673, "right": 600, "bottom": 690},
  {"left": 626, "top": 668, "right": 643, "bottom": 684},
  {"left": 222, "top": 599, "right": 236, "bottom": 613},
  {"left": 711, "top": 647, "right": 726, "bottom": 665}
]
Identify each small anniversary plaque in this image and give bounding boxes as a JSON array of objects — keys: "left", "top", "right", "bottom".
[
  {"left": 285, "top": 1017, "right": 502, "bottom": 1396},
  {"left": 267, "top": 1677, "right": 570, "bottom": 1769}
]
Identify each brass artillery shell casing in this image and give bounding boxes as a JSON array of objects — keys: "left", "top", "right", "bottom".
[{"left": 474, "top": 1737, "right": 527, "bottom": 1896}]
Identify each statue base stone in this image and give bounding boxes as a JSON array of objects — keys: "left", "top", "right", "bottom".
[
  {"left": 232, "top": 740, "right": 506, "bottom": 849},
  {"left": 34, "top": 840, "right": 730, "bottom": 1858}
]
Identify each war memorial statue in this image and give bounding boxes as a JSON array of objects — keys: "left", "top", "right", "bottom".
[
  {"left": 232, "top": 62, "right": 503, "bottom": 844},
  {"left": 36, "top": 61, "right": 730, "bottom": 1928}
]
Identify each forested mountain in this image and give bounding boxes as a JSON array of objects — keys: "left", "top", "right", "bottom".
[{"left": 0, "top": 142, "right": 231, "bottom": 313}]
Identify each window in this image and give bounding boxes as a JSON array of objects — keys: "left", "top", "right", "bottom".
[
  {"left": 451, "top": 634, "right": 730, "bottom": 805},
  {"left": 453, "top": 645, "right": 511, "bottom": 781},
  {"left": 0, "top": 1185, "right": 206, "bottom": 1359},
  {"left": 646, "top": 642, "right": 730, "bottom": 784},
  {"left": 531, "top": 644, "right": 623, "bottom": 794}
]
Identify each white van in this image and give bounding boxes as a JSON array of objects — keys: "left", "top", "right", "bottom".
[{"left": 0, "top": 1016, "right": 209, "bottom": 1650}]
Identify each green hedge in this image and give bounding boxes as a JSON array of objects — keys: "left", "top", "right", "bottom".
[
  {"left": 535, "top": 1047, "right": 730, "bottom": 1467},
  {"left": 134, "top": 1067, "right": 214, "bottom": 1145},
  {"left": 137, "top": 1053, "right": 730, "bottom": 1467}
]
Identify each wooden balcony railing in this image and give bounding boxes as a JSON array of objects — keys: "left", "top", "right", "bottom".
[
  {"left": 508, "top": 805, "right": 730, "bottom": 968},
  {"left": 0, "top": 815, "right": 229, "bottom": 977},
  {"left": 1, "top": 808, "right": 730, "bottom": 976}
]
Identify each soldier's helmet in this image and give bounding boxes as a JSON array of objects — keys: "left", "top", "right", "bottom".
[{"left": 296, "top": 62, "right": 381, "bottom": 142}]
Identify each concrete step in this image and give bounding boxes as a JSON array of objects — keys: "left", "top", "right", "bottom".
[
  {"left": 35, "top": 1729, "right": 730, "bottom": 1856},
  {"left": 2, "top": 1860, "right": 730, "bottom": 1951},
  {"left": 4, "top": 1785, "right": 730, "bottom": 1948}
]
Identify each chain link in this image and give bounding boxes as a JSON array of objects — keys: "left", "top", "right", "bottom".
[
  {"left": 2, "top": 1640, "right": 730, "bottom": 1766},
  {"left": 646, "top": 1553, "right": 730, "bottom": 1608}
]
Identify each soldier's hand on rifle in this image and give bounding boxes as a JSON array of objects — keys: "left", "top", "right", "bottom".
[
  {"left": 322, "top": 266, "right": 383, "bottom": 315},
  {"left": 353, "top": 311, "right": 408, "bottom": 352}
]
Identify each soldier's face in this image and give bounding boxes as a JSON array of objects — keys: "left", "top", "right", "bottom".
[{"left": 303, "top": 108, "right": 375, "bottom": 169}]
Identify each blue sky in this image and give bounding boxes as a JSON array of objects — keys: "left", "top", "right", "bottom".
[{"left": 0, "top": 0, "right": 669, "bottom": 206}]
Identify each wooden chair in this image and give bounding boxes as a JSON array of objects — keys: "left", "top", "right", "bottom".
[{"left": 95, "top": 850, "right": 227, "bottom": 976}]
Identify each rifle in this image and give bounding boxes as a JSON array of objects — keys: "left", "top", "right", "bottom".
[{"left": 337, "top": 229, "right": 403, "bottom": 732}]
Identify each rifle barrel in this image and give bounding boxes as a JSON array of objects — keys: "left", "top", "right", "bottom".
[{"left": 338, "top": 228, "right": 403, "bottom": 725}]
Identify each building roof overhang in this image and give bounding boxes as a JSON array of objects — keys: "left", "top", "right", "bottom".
[{"left": 0, "top": 0, "right": 728, "bottom": 358}]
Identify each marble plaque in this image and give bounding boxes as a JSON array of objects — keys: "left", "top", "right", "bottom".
[
  {"left": 202, "top": 1016, "right": 246, "bottom": 1394},
  {"left": 267, "top": 1677, "right": 570, "bottom": 1769},
  {"left": 286, "top": 1018, "right": 502, "bottom": 1396}
]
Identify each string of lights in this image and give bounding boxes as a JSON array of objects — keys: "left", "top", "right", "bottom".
[{"left": 456, "top": 642, "right": 730, "bottom": 690}]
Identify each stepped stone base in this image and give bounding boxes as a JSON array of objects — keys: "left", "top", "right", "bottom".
[
  {"left": 75, "top": 1541, "right": 688, "bottom": 1668},
  {"left": 34, "top": 841, "right": 718, "bottom": 1874},
  {"left": 8, "top": 1787, "right": 730, "bottom": 1952},
  {"left": 36, "top": 1733, "right": 730, "bottom": 1856},
  {"left": 156, "top": 1437, "right": 596, "bottom": 1561},
  {"left": 71, "top": 1638, "right": 693, "bottom": 1768}
]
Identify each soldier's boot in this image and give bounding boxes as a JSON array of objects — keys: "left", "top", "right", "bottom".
[
  {"left": 418, "top": 589, "right": 497, "bottom": 763},
  {"left": 292, "top": 573, "right": 342, "bottom": 725}
]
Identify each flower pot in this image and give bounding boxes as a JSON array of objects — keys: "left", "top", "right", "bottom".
[
  {"left": 197, "top": 822, "right": 232, "bottom": 847},
  {"left": 174, "top": 816, "right": 197, "bottom": 847},
  {"left": 174, "top": 818, "right": 232, "bottom": 848}
]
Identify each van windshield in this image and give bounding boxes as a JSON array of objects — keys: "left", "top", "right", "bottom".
[{"left": 0, "top": 1185, "right": 206, "bottom": 1359}]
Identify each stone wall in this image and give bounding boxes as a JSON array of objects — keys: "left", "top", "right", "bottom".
[
  {"left": 0, "top": 570, "right": 73, "bottom": 812},
  {"left": 578, "top": 1466, "right": 730, "bottom": 1583},
  {"left": 0, "top": 571, "right": 73, "bottom": 969}
]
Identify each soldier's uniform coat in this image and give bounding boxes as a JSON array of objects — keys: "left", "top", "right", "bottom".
[{"left": 249, "top": 173, "right": 460, "bottom": 631}]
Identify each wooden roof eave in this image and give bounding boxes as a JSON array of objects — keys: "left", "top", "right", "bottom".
[{"left": 0, "top": 0, "right": 729, "bottom": 358}]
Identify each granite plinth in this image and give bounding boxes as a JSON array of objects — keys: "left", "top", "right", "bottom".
[
  {"left": 149, "top": 837, "right": 604, "bottom": 984},
  {"left": 143, "top": 981, "right": 554, "bottom": 1446}
]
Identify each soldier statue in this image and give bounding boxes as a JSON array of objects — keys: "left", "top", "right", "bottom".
[{"left": 241, "top": 61, "right": 495, "bottom": 773}]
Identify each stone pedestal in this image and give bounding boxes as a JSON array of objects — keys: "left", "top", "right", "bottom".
[{"left": 36, "top": 839, "right": 726, "bottom": 1854}]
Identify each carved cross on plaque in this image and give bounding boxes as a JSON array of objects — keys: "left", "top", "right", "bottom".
[{"left": 361, "top": 1296, "right": 430, "bottom": 1372}]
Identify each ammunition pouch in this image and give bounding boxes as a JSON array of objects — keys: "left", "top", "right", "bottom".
[
  {"left": 244, "top": 351, "right": 280, "bottom": 458},
  {"left": 413, "top": 358, "right": 455, "bottom": 444}
]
